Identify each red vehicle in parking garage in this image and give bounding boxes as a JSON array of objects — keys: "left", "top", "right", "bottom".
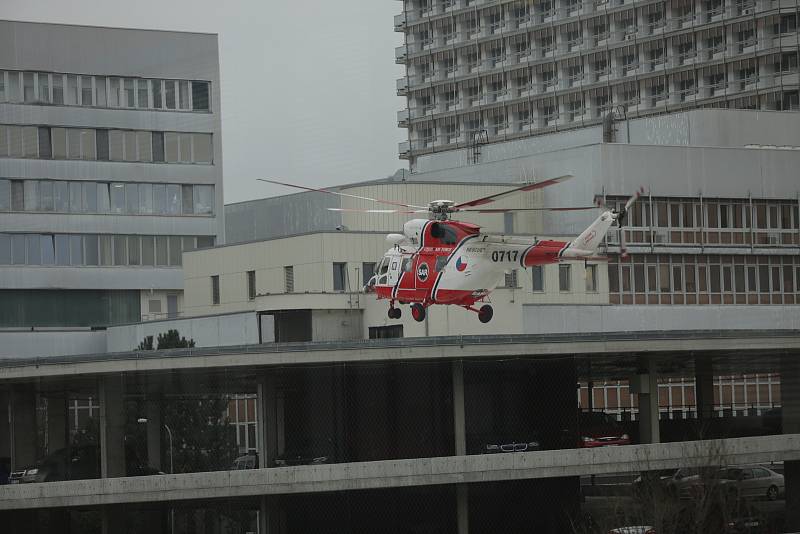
[{"left": 578, "top": 411, "right": 631, "bottom": 448}]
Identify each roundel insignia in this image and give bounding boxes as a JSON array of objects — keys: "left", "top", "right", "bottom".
[
  {"left": 455, "top": 257, "right": 468, "bottom": 272},
  {"left": 417, "top": 262, "right": 430, "bottom": 282}
]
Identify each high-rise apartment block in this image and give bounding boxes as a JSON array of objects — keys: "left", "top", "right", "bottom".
[{"left": 395, "top": 0, "right": 800, "bottom": 167}]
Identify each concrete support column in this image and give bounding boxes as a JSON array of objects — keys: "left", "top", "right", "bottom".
[
  {"left": 99, "top": 375, "right": 126, "bottom": 479},
  {"left": 10, "top": 385, "right": 37, "bottom": 472},
  {"left": 452, "top": 360, "right": 469, "bottom": 534},
  {"left": 145, "top": 390, "right": 163, "bottom": 472},
  {"left": 102, "top": 505, "right": 125, "bottom": 534},
  {"left": 0, "top": 389, "right": 10, "bottom": 461},
  {"left": 47, "top": 395, "right": 69, "bottom": 453},
  {"left": 258, "top": 495, "right": 284, "bottom": 534},
  {"left": 781, "top": 354, "right": 800, "bottom": 530},
  {"left": 634, "top": 358, "right": 660, "bottom": 444},
  {"left": 257, "top": 374, "right": 279, "bottom": 468},
  {"left": 695, "top": 357, "right": 715, "bottom": 420}
]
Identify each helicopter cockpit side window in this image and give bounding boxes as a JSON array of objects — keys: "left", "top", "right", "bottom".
[
  {"left": 401, "top": 258, "right": 412, "bottom": 272},
  {"left": 430, "top": 222, "right": 458, "bottom": 245}
]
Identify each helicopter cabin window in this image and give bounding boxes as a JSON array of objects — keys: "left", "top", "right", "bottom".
[
  {"left": 402, "top": 257, "right": 413, "bottom": 272},
  {"left": 435, "top": 255, "right": 449, "bottom": 272},
  {"left": 430, "top": 222, "right": 458, "bottom": 244}
]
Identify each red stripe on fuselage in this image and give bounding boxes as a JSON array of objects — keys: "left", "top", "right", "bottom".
[{"left": 522, "top": 239, "right": 569, "bottom": 267}]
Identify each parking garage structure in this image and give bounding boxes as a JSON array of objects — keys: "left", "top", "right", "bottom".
[{"left": 2, "top": 329, "right": 800, "bottom": 533}]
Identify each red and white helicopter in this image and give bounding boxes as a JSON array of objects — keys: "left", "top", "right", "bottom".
[{"left": 259, "top": 177, "right": 642, "bottom": 324}]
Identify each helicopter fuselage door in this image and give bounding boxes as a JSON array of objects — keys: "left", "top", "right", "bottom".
[{"left": 385, "top": 253, "right": 403, "bottom": 287}]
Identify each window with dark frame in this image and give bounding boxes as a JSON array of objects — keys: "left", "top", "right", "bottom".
[
  {"left": 211, "top": 275, "right": 220, "bottom": 305},
  {"left": 247, "top": 270, "right": 256, "bottom": 300}
]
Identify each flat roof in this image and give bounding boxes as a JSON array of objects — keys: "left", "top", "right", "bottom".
[{"left": 0, "top": 18, "right": 218, "bottom": 37}]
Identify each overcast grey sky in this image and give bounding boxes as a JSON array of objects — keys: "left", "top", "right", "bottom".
[{"left": 3, "top": 0, "right": 406, "bottom": 203}]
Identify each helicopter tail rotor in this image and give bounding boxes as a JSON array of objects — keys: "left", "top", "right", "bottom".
[{"left": 614, "top": 187, "right": 645, "bottom": 259}]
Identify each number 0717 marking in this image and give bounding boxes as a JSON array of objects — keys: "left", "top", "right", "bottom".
[{"left": 491, "top": 250, "right": 519, "bottom": 262}]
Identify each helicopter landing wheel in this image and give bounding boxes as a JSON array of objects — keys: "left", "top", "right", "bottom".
[
  {"left": 388, "top": 307, "right": 401, "bottom": 319},
  {"left": 478, "top": 304, "right": 493, "bottom": 323},
  {"left": 411, "top": 303, "right": 426, "bottom": 322}
]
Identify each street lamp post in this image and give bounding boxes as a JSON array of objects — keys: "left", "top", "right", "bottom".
[{"left": 138, "top": 417, "right": 175, "bottom": 533}]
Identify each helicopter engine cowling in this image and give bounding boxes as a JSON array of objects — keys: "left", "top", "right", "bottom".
[
  {"left": 402, "top": 219, "right": 428, "bottom": 244},
  {"left": 386, "top": 233, "right": 406, "bottom": 246}
]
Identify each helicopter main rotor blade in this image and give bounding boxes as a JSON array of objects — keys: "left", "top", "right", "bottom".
[
  {"left": 258, "top": 178, "right": 428, "bottom": 210},
  {"left": 461, "top": 206, "right": 596, "bottom": 213},
  {"left": 454, "top": 174, "right": 573, "bottom": 209},
  {"left": 327, "top": 207, "right": 426, "bottom": 214}
]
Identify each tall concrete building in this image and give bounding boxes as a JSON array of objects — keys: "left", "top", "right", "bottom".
[
  {"left": 395, "top": 0, "right": 800, "bottom": 168},
  {"left": 0, "top": 21, "right": 223, "bottom": 333}
]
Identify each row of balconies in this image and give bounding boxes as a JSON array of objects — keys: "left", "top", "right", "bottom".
[
  {"left": 398, "top": 89, "right": 795, "bottom": 157},
  {"left": 395, "top": 0, "right": 781, "bottom": 31},
  {"left": 397, "top": 44, "right": 796, "bottom": 95},
  {"left": 398, "top": 71, "right": 799, "bottom": 125},
  {"left": 395, "top": 14, "right": 791, "bottom": 63}
]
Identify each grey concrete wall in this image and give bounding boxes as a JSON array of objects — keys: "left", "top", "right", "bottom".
[
  {"left": 106, "top": 312, "right": 259, "bottom": 352},
  {"left": 1, "top": 434, "right": 798, "bottom": 510},
  {"left": 0, "top": 266, "right": 183, "bottom": 290},
  {"left": 311, "top": 309, "right": 363, "bottom": 342},
  {"left": 523, "top": 305, "right": 800, "bottom": 335},
  {"left": 0, "top": 330, "right": 107, "bottom": 359},
  {"left": 413, "top": 109, "right": 800, "bottom": 174}
]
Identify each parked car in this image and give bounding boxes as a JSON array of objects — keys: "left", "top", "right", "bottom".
[
  {"left": 609, "top": 526, "right": 655, "bottom": 534},
  {"left": 231, "top": 451, "right": 259, "bottom": 470},
  {"left": 273, "top": 448, "right": 331, "bottom": 467},
  {"left": 631, "top": 469, "right": 680, "bottom": 493},
  {"left": 484, "top": 435, "right": 541, "bottom": 454},
  {"left": 18, "top": 444, "right": 162, "bottom": 483},
  {"left": 662, "top": 467, "right": 707, "bottom": 499},
  {"left": 578, "top": 411, "right": 631, "bottom": 448},
  {"left": 717, "top": 466, "right": 783, "bottom": 501}
]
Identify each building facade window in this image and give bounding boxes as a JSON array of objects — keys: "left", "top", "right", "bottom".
[
  {"left": 586, "top": 264, "right": 598, "bottom": 292},
  {"left": 0, "top": 233, "right": 212, "bottom": 267},
  {"left": 0, "top": 70, "right": 211, "bottom": 112},
  {"left": 362, "top": 262, "right": 376, "bottom": 287},
  {"left": 0, "top": 179, "right": 214, "bottom": 216},
  {"left": 284, "top": 266, "right": 294, "bottom": 293},
  {"left": 531, "top": 265, "right": 544, "bottom": 291},
  {"left": 504, "top": 269, "right": 518, "bottom": 288},
  {"left": 333, "top": 262, "right": 347, "bottom": 291},
  {"left": 211, "top": 275, "right": 220, "bottom": 305},
  {"left": 247, "top": 270, "right": 256, "bottom": 300},
  {"left": 0, "top": 124, "right": 213, "bottom": 165},
  {"left": 609, "top": 254, "right": 800, "bottom": 305},
  {"left": 559, "top": 264, "right": 571, "bottom": 291}
]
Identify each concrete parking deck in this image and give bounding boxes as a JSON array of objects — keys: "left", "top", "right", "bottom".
[
  {"left": 2, "top": 434, "right": 798, "bottom": 510},
  {"left": 1, "top": 330, "right": 799, "bottom": 380}
]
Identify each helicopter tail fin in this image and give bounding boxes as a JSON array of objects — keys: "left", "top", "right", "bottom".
[{"left": 561, "top": 210, "right": 615, "bottom": 259}]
